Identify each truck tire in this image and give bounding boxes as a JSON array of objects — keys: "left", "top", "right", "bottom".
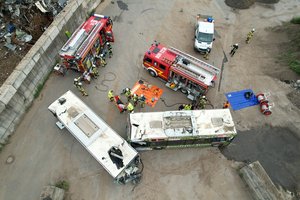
[
  {"left": 148, "top": 69, "right": 157, "bottom": 77},
  {"left": 181, "top": 88, "right": 188, "bottom": 94}
]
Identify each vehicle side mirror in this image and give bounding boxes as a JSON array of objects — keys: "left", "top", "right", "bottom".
[{"left": 213, "top": 38, "right": 215, "bottom": 41}]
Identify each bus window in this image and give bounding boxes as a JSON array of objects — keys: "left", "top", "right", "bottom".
[{"left": 167, "top": 139, "right": 184, "bottom": 146}]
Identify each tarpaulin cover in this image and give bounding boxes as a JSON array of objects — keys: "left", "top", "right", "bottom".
[
  {"left": 131, "top": 80, "right": 163, "bottom": 107},
  {"left": 225, "top": 89, "right": 259, "bottom": 111}
]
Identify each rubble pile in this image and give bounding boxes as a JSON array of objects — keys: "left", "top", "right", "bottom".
[{"left": 0, "top": 0, "right": 68, "bottom": 86}]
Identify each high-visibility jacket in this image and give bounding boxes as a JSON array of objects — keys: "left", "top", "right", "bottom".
[
  {"left": 108, "top": 90, "right": 114, "bottom": 99},
  {"left": 184, "top": 104, "right": 192, "bottom": 110},
  {"left": 127, "top": 103, "right": 134, "bottom": 111}
]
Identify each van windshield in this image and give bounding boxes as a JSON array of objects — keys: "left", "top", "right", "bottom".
[{"left": 197, "top": 32, "right": 213, "bottom": 43}]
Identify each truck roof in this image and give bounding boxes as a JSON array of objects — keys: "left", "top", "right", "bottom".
[
  {"left": 48, "top": 91, "right": 138, "bottom": 179},
  {"left": 197, "top": 21, "right": 214, "bottom": 34},
  {"left": 146, "top": 43, "right": 177, "bottom": 65},
  {"left": 59, "top": 14, "right": 108, "bottom": 59},
  {"left": 129, "top": 109, "right": 236, "bottom": 142}
]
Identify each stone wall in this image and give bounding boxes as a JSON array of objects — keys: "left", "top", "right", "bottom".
[{"left": 0, "top": 0, "right": 103, "bottom": 145}]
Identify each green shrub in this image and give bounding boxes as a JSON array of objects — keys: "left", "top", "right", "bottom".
[
  {"left": 289, "top": 60, "right": 300, "bottom": 74},
  {"left": 291, "top": 16, "right": 300, "bottom": 24},
  {"left": 55, "top": 180, "right": 70, "bottom": 191}
]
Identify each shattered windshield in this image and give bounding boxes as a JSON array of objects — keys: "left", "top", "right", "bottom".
[{"left": 197, "top": 32, "right": 213, "bottom": 43}]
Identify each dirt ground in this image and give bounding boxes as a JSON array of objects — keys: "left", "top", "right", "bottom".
[{"left": 0, "top": 0, "right": 300, "bottom": 199}]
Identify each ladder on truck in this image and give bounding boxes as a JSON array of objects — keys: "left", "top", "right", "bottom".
[{"left": 168, "top": 47, "right": 220, "bottom": 75}]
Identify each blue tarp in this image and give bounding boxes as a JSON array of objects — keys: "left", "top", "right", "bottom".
[{"left": 225, "top": 89, "right": 259, "bottom": 111}]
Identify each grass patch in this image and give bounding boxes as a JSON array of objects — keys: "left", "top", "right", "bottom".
[
  {"left": 291, "top": 16, "right": 300, "bottom": 24},
  {"left": 55, "top": 180, "right": 70, "bottom": 191},
  {"left": 33, "top": 68, "right": 53, "bottom": 99},
  {"left": 289, "top": 60, "right": 300, "bottom": 74}
]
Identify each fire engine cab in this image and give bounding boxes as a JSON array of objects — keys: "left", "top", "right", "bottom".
[
  {"left": 143, "top": 42, "right": 220, "bottom": 100},
  {"left": 59, "top": 14, "right": 114, "bottom": 73}
]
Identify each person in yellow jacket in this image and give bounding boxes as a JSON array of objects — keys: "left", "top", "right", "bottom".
[
  {"left": 184, "top": 104, "right": 192, "bottom": 110},
  {"left": 108, "top": 90, "right": 114, "bottom": 102},
  {"left": 126, "top": 102, "right": 134, "bottom": 113},
  {"left": 246, "top": 28, "right": 255, "bottom": 44}
]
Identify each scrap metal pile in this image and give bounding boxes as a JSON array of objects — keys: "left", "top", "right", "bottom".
[{"left": 0, "top": 0, "right": 67, "bottom": 51}]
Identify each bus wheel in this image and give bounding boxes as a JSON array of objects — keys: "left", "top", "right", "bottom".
[
  {"left": 148, "top": 69, "right": 157, "bottom": 77},
  {"left": 153, "top": 147, "right": 165, "bottom": 150},
  {"left": 181, "top": 88, "right": 188, "bottom": 94}
]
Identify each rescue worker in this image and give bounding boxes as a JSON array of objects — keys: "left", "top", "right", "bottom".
[
  {"left": 108, "top": 90, "right": 114, "bottom": 102},
  {"left": 126, "top": 102, "right": 134, "bottom": 113},
  {"left": 223, "top": 101, "right": 230, "bottom": 109},
  {"left": 230, "top": 43, "right": 239, "bottom": 57},
  {"left": 107, "top": 42, "right": 113, "bottom": 58},
  {"left": 123, "top": 88, "right": 132, "bottom": 101},
  {"left": 198, "top": 96, "right": 207, "bottom": 109},
  {"left": 132, "top": 94, "right": 139, "bottom": 106},
  {"left": 82, "top": 71, "right": 91, "bottom": 84},
  {"left": 96, "top": 53, "right": 107, "bottom": 67},
  {"left": 90, "top": 64, "right": 99, "bottom": 78},
  {"left": 179, "top": 104, "right": 185, "bottom": 110},
  {"left": 246, "top": 28, "right": 255, "bottom": 44},
  {"left": 138, "top": 94, "right": 146, "bottom": 108},
  {"left": 65, "top": 30, "right": 71, "bottom": 38},
  {"left": 184, "top": 104, "right": 192, "bottom": 110},
  {"left": 74, "top": 78, "right": 88, "bottom": 96},
  {"left": 203, "top": 51, "right": 209, "bottom": 60}
]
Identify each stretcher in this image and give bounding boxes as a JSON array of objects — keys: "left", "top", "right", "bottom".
[{"left": 114, "top": 95, "right": 126, "bottom": 113}]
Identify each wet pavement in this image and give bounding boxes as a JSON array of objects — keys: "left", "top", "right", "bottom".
[{"left": 222, "top": 126, "right": 300, "bottom": 191}]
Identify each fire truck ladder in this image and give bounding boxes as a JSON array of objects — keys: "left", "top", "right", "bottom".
[{"left": 168, "top": 47, "right": 220, "bottom": 75}]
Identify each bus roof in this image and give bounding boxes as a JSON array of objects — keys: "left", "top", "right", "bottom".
[
  {"left": 48, "top": 91, "right": 138, "bottom": 179},
  {"left": 128, "top": 109, "right": 236, "bottom": 141}
]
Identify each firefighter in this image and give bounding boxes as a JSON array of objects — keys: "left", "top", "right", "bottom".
[
  {"left": 230, "top": 43, "right": 239, "bottom": 57},
  {"left": 132, "top": 94, "right": 139, "bottom": 106},
  {"left": 90, "top": 64, "right": 99, "bottom": 78},
  {"left": 198, "top": 96, "right": 207, "bottom": 109},
  {"left": 184, "top": 104, "right": 192, "bottom": 110},
  {"left": 126, "top": 102, "right": 134, "bottom": 113},
  {"left": 138, "top": 94, "right": 146, "bottom": 108},
  {"left": 179, "top": 104, "right": 185, "bottom": 110},
  {"left": 74, "top": 78, "right": 88, "bottom": 96},
  {"left": 108, "top": 90, "right": 114, "bottom": 102},
  {"left": 97, "top": 53, "right": 107, "bottom": 67},
  {"left": 123, "top": 88, "right": 132, "bottom": 101},
  {"left": 223, "top": 101, "right": 230, "bottom": 109},
  {"left": 246, "top": 28, "right": 255, "bottom": 44},
  {"left": 107, "top": 42, "right": 113, "bottom": 58},
  {"left": 203, "top": 51, "right": 209, "bottom": 60},
  {"left": 82, "top": 71, "right": 91, "bottom": 84}
]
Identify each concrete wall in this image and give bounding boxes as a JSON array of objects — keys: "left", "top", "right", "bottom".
[{"left": 0, "top": 0, "right": 103, "bottom": 146}]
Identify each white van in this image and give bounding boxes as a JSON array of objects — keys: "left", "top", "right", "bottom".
[{"left": 194, "top": 15, "right": 215, "bottom": 54}]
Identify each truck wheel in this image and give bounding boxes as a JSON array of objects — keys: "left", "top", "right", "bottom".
[
  {"left": 148, "top": 70, "right": 157, "bottom": 77},
  {"left": 181, "top": 88, "right": 188, "bottom": 94}
]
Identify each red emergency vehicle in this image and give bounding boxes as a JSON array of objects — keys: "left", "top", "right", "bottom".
[
  {"left": 143, "top": 42, "right": 220, "bottom": 100},
  {"left": 59, "top": 14, "right": 114, "bottom": 73}
]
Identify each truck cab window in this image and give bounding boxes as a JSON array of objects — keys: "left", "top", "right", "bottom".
[
  {"left": 159, "top": 64, "right": 166, "bottom": 70},
  {"left": 144, "top": 57, "right": 152, "bottom": 63}
]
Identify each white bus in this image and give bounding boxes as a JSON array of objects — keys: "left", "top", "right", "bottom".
[
  {"left": 48, "top": 90, "right": 142, "bottom": 184},
  {"left": 127, "top": 109, "right": 237, "bottom": 150}
]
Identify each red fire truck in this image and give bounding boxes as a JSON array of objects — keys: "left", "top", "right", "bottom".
[
  {"left": 59, "top": 14, "right": 114, "bottom": 73},
  {"left": 143, "top": 42, "right": 220, "bottom": 100}
]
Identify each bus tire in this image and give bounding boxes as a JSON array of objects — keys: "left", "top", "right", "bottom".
[
  {"left": 148, "top": 69, "right": 157, "bottom": 77},
  {"left": 153, "top": 147, "right": 165, "bottom": 150}
]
